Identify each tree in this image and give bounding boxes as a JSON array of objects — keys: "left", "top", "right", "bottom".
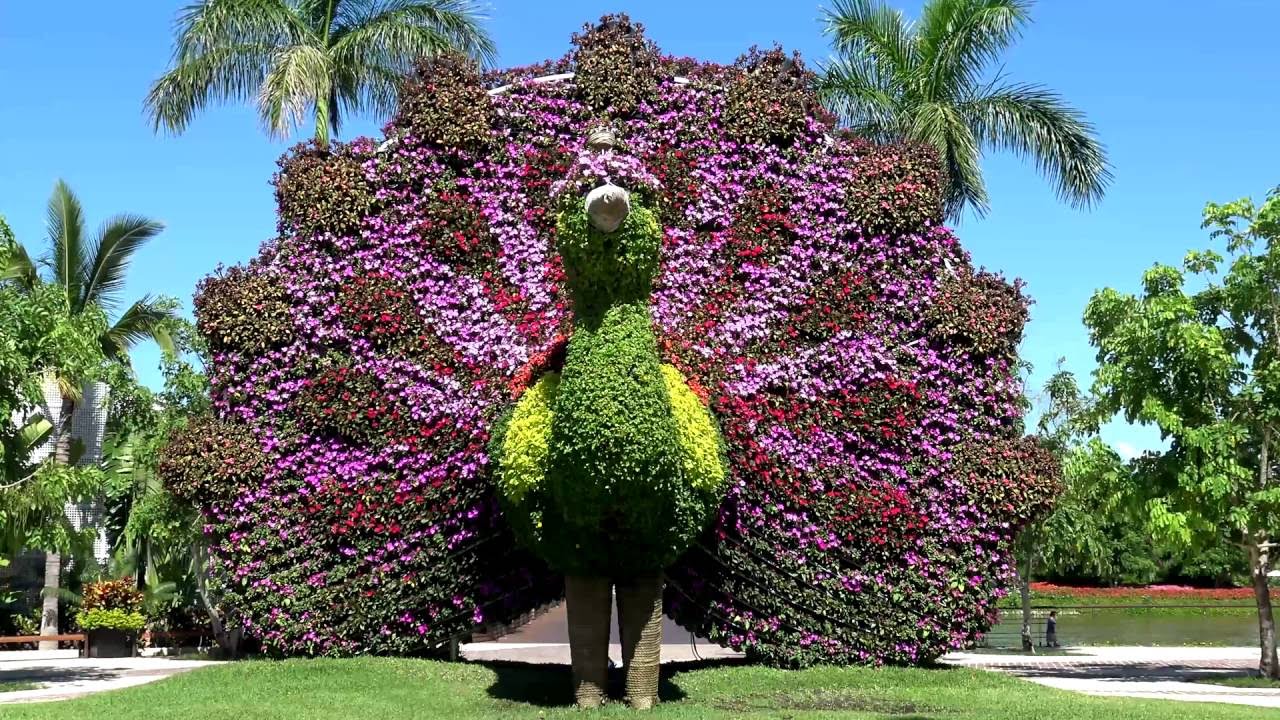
[
  {"left": 3, "top": 181, "right": 177, "bottom": 362},
  {"left": 0, "top": 231, "right": 109, "bottom": 645},
  {"left": 2, "top": 185, "right": 177, "bottom": 646},
  {"left": 145, "top": 0, "right": 497, "bottom": 146},
  {"left": 1083, "top": 185, "right": 1280, "bottom": 678},
  {"left": 1012, "top": 364, "right": 1131, "bottom": 648},
  {"left": 817, "top": 0, "right": 1111, "bottom": 219}
]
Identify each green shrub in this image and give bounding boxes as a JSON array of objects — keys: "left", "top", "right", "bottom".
[
  {"left": 494, "top": 204, "right": 726, "bottom": 576},
  {"left": 157, "top": 415, "right": 268, "bottom": 506},
  {"left": 570, "top": 14, "right": 660, "bottom": 116},
  {"left": 75, "top": 608, "right": 146, "bottom": 632},
  {"left": 391, "top": 52, "right": 493, "bottom": 151}
]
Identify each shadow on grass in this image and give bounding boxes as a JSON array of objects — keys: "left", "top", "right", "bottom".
[{"left": 479, "top": 658, "right": 746, "bottom": 708}]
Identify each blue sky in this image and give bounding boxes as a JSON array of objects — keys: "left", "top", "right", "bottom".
[{"left": 2, "top": 1, "right": 1278, "bottom": 456}]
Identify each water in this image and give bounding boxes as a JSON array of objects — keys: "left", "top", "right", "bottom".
[{"left": 985, "top": 609, "right": 1260, "bottom": 647}]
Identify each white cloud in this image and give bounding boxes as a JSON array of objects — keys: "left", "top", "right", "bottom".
[{"left": 1113, "top": 441, "right": 1138, "bottom": 460}]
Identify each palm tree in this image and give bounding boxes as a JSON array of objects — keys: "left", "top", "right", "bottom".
[
  {"left": 145, "top": 0, "right": 497, "bottom": 146},
  {"left": 3, "top": 181, "right": 176, "bottom": 361},
  {"left": 3, "top": 181, "right": 175, "bottom": 647},
  {"left": 818, "top": 0, "right": 1111, "bottom": 219}
]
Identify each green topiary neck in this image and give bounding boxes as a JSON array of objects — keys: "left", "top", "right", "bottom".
[{"left": 556, "top": 205, "right": 662, "bottom": 326}]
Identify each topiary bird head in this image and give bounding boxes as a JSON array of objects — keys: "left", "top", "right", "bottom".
[{"left": 554, "top": 130, "right": 663, "bottom": 322}]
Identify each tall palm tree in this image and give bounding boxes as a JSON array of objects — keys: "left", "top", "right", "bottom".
[
  {"left": 3, "top": 181, "right": 175, "bottom": 361},
  {"left": 145, "top": 0, "right": 497, "bottom": 146},
  {"left": 3, "top": 181, "right": 175, "bottom": 647},
  {"left": 818, "top": 0, "right": 1111, "bottom": 219}
]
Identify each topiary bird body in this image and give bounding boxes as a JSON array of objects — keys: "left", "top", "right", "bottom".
[{"left": 492, "top": 194, "right": 726, "bottom": 578}]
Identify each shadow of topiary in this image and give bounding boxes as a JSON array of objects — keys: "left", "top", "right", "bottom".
[{"left": 480, "top": 658, "right": 750, "bottom": 708}]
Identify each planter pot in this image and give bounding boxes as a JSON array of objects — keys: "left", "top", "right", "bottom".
[{"left": 87, "top": 629, "right": 137, "bottom": 658}]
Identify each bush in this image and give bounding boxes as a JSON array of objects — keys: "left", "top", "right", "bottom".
[
  {"left": 723, "top": 47, "right": 823, "bottom": 146},
  {"left": 157, "top": 415, "right": 268, "bottom": 507},
  {"left": 274, "top": 141, "right": 374, "bottom": 240},
  {"left": 194, "top": 264, "right": 293, "bottom": 356},
  {"left": 76, "top": 608, "right": 146, "bottom": 632},
  {"left": 570, "top": 14, "right": 660, "bottom": 116},
  {"left": 391, "top": 52, "right": 493, "bottom": 151},
  {"left": 190, "top": 16, "right": 1055, "bottom": 663}
]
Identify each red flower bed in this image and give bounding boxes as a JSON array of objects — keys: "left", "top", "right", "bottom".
[{"left": 1030, "top": 583, "right": 1270, "bottom": 602}]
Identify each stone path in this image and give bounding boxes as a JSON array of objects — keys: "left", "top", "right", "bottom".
[
  {"left": 0, "top": 653, "right": 218, "bottom": 704},
  {"left": 945, "top": 646, "right": 1280, "bottom": 708}
]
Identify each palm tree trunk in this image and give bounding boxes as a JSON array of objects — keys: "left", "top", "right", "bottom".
[
  {"left": 616, "top": 573, "right": 663, "bottom": 710},
  {"left": 38, "top": 552, "right": 60, "bottom": 650},
  {"left": 565, "top": 575, "right": 611, "bottom": 708},
  {"left": 314, "top": 97, "right": 331, "bottom": 148},
  {"left": 1248, "top": 536, "right": 1279, "bottom": 679},
  {"left": 39, "top": 392, "right": 76, "bottom": 649}
]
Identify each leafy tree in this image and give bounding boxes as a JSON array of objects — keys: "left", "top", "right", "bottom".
[
  {"left": 1013, "top": 364, "right": 1131, "bottom": 645},
  {"left": 2, "top": 186, "right": 176, "bottom": 643},
  {"left": 145, "top": 0, "right": 497, "bottom": 146},
  {"left": 0, "top": 230, "right": 109, "bottom": 647},
  {"left": 1084, "top": 185, "right": 1280, "bottom": 678},
  {"left": 817, "top": 0, "right": 1111, "bottom": 219}
]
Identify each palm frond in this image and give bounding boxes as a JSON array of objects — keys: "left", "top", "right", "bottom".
[
  {"left": 911, "top": 100, "right": 988, "bottom": 218},
  {"left": 917, "top": 0, "right": 1030, "bottom": 99},
  {"left": 2, "top": 238, "right": 41, "bottom": 290},
  {"left": 81, "top": 215, "right": 165, "bottom": 314},
  {"left": 102, "top": 296, "right": 180, "bottom": 360},
  {"left": 45, "top": 181, "right": 87, "bottom": 311},
  {"left": 147, "top": 0, "right": 306, "bottom": 134},
  {"left": 962, "top": 81, "right": 1112, "bottom": 209},
  {"left": 171, "top": 0, "right": 308, "bottom": 59},
  {"left": 332, "top": 0, "right": 496, "bottom": 67},
  {"left": 147, "top": 43, "right": 278, "bottom": 134},
  {"left": 817, "top": 54, "right": 903, "bottom": 141},
  {"left": 258, "top": 43, "right": 333, "bottom": 139},
  {"left": 822, "top": 0, "right": 920, "bottom": 88},
  {"left": 334, "top": 62, "right": 403, "bottom": 121}
]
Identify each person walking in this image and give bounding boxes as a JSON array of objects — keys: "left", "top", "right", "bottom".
[{"left": 1045, "top": 610, "right": 1060, "bottom": 648}]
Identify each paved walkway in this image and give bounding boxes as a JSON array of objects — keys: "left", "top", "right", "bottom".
[
  {"left": 0, "top": 653, "right": 218, "bottom": 704},
  {"left": 945, "top": 646, "right": 1280, "bottom": 708}
]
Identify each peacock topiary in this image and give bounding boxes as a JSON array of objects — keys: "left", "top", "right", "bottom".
[{"left": 168, "top": 14, "right": 1061, "bottom": 709}]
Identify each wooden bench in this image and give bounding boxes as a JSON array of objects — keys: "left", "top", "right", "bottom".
[{"left": 0, "top": 633, "right": 88, "bottom": 656}]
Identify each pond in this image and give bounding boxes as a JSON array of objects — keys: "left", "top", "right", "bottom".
[{"left": 985, "top": 608, "right": 1260, "bottom": 647}]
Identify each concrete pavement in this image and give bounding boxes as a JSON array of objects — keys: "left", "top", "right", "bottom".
[
  {"left": 0, "top": 654, "right": 218, "bottom": 704},
  {"left": 945, "top": 646, "right": 1280, "bottom": 708}
]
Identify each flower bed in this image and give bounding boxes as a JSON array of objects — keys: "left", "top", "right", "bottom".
[
  {"left": 1007, "top": 582, "right": 1273, "bottom": 607},
  {"left": 164, "top": 16, "right": 1058, "bottom": 665}
]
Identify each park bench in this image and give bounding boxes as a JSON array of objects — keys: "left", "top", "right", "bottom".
[{"left": 0, "top": 633, "right": 87, "bottom": 657}]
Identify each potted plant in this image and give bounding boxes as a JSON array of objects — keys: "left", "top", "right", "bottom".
[{"left": 76, "top": 578, "right": 146, "bottom": 658}]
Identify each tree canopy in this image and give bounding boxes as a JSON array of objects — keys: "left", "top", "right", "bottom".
[{"left": 1084, "top": 185, "right": 1280, "bottom": 678}]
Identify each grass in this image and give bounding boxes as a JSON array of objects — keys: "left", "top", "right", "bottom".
[
  {"left": 1197, "top": 674, "right": 1280, "bottom": 689},
  {"left": 0, "top": 681, "right": 40, "bottom": 693},
  {"left": 2, "top": 657, "right": 1280, "bottom": 719}
]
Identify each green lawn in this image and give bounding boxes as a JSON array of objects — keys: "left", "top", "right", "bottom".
[
  {"left": 0, "top": 681, "right": 39, "bottom": 693},
  {"left": 1198, "top": 674, "right": 1280, "bottom": 689},
  {"left": 3, "top": 658, "right": 1279, "bottom": 719}
]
